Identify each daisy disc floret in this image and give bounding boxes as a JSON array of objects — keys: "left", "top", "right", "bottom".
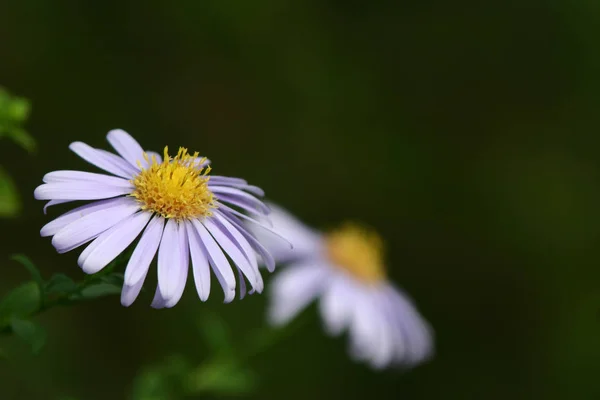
[
  {"left": 34, "top": 129, "right": 289, "bottom": 308},
  {"left": 131, "top": 147, "right": 215, "bottom": 220}
]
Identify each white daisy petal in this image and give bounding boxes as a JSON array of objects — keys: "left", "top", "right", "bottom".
[
  {"left": 124, "top": 215, "right": 165, "bottom": 286},
  {"left": 78, "top": 211, "right": 151, "bottom": 274},
  {"left": 107, "top": 129, "right": 147, "bottom": 169},
  {"left": 268, "top": 262, "right": 329, "bottom": 326}
]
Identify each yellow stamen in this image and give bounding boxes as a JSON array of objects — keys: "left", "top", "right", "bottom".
[
  {"left": 130, "top": 146, "right": 216, "bottom": 220},
  {"left": 324, "top": 222, "right": 386, "bottom": 284}
]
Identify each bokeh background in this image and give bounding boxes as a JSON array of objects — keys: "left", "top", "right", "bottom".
[{"left": 1, "top": 0, "right": 600, "bottom": 398}]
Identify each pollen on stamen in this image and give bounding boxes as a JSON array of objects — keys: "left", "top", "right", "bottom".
[
  {"left": 324, "top": 223, "right": 386, "bottom": 284},
  {"left": 130, "top": 146, "right": 216, "bottom": 220}
]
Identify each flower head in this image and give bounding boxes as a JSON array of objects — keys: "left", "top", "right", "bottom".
[
  {"left": 34, "top": 129, "right": 286, "bottom": 308},
  {"left": 247, "top": 203, "right": 434, "bottom": 370}
]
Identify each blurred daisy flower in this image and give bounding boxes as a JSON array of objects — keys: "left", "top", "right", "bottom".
[
  {"left": 248, "top": 204, "right": 434, "bottom": 370},
  {"left": 35, "top": 129, "right": 286, "bottom": 308}
]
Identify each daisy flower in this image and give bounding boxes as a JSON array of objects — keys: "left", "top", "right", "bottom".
[
  {"left": 34, "top": 129, "right": 286, "bottom": 308},
  {"left": 247, "top": 203, "right": 434, "bottom": 370}
]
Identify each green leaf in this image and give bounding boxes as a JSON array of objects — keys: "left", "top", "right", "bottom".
[
  {"left": 7, "top": 127, "right": 35, "bottom": 153},
  {"left": 45, "top": 274, "right": 78, "bottom": 295},
  {"left": 0, "top": 87, "right": 34, "bottom": 152},
  {"left": 7, "top": 98, "right": 29, "bottom": 122},
  {"left": 75, "top": 283, "right": 121, "bottom": 300},
  {"left": 0, "top": 166, "right": 20, "bottom": 217},
  {"left": 11, "top": 254, "right": 43, "bottom": 291},
  {"left": 187, "top": 360, "right": 256, "bottom": 396},
  {"left": 131, "top": 355, "right": 190, "bottom": 400},
  {"left": 198, "top": 313, "right": 234, "bottom": 357},
  {"left": 10, "top": 317, "right": 46, "bottom": 354},
  {"left": 98, "top": 273, "right": 124, "bottom": 286},
  {"left": 0, "top": 282, "right": 41, "bottom": 323}
]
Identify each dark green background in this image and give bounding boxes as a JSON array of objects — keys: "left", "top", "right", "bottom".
[{"left": 1, "top": 0, "right": 600, "bottom": 398}]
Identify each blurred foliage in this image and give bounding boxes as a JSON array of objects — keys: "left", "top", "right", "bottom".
[
  {"left": 132, "top": 313, "right": 258, "bottom": 399},
  {"left": 0, "top": 255, "right": 126, "bottom": 356},
  {"left": 0, "top": 87, "right": 35, "bottom": 153},
  {"left": 0, "top": 166, "right": 20, "bottom": 218},
  {"left": 0, "top": 87, "right": 34, "bottom": 218}
]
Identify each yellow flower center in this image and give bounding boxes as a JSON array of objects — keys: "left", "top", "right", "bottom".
[
  {"left": 131, "top": 146, "right": 216, "bottom": 220},
  {"left": 324, "top": 223, "right": 386, "bottom": 284}
]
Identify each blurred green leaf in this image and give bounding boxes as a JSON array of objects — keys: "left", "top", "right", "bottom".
[
  {"left": 10, "top": 317, "right": 46, "bottom": 354},
  {"left": 131, "top": 355, "right": 190, "bottom": 400},
  {"left": 98, "top": 273, "right": 124, "bottom": 287},
  {"left": 186, "top": 359, "right": 256, "bottom": 396},
  {"left": 0, "top": 87, "right": 34, "bottom": 152},
  {"left": 198, "top": 312, "right": 234, "bottom": 357},
  {"left": 45, "top": 274, "right": 78, "bottom": 295},
  {"left": 11, "top": 254, "right": 44, "bottom": 291},
  {"left": 0, "top": 166, "right": 20, "bottom": 217},
  {"left": 7, "top": 127, "right": 35, "bottom": 153},
  {"left": 0, "top": 282, "right": 41, "bottom": 324},
  {"left": 75, "top": 283, "right": 121, "bottom": 300}
]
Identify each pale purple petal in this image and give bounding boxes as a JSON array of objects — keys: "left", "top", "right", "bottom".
[
  {"left": 41, "top": 197, "right": 132, "bottom": 237},
  {"left": 212, "top": 212, "right": 259, "bottom": 273},
  {"left": 218, "top": 205, "right": 293, "bottom": 251},
  {"left": 217, "top": 203, "right": 272, "bottom": 227},
  {"left": 192, "top": 157, "right": 210, "bottom": 168},
  {"left": 151, "top": 286, "right": 169, "bottom": 309},
  {"left": 186, "top": 220, "right": 211, "bottom": 301},
  {"left": 124, "top": 215, "right": 165, "bottom": 286},
  {"left": 319, "top": 275, "right": 355, "bottom": 336},
  {"left": 347, "top": 290, "right": 381, "bottom": 364},
  {"left": 164, "top": 222, "right": 190, "bottom": 308},
  {"left": 146, "top": 151, "right": 162, "bottom": 164},
  {"left": 78, "top": 211, "right": 151, "bottom": 274},
  {"left": 244, "top": 202, "right": 320, "bottom": 263},
  {"left": 43, "top": 199, "right": 73, "bottom": 215},
  {"left": 69, "top": 142, "right": 137, "bottom": 179},
  {"left": 191, "top": 219, "right": 236, "bottom": 303},
  {"left": 106, "top": 129, "right": 147, "bottom": 169},
  {"left": 268, "top": 262, "right": 329, "bottom": 326},
  {"left": 157, "top": 219, "right": 182, "bottom": 301},
  {"left": 51, "top": 200, "right": 140, "bottom": 253},
  {"left": 211, "top": 186, "right": 269, "bottom": 215},
  {"left": 209, "top": 176, "right": 247, "bottom": 186},
  {"left": 34, "top": 182, "right": 132, "bottom": 201},
  {"left": 203, "top": 217, "right": 263, "bottom": 293},
  {"left": 237, "top": 268, "right": 247, "bottom": 300},
  {"left": 383, "top": 284, "right": 434, "bottom": 366},
  {"left": 207, "top": 179, "right": 264, "bottom": 197},
  {"left": 42, "top": 171, "right": 133, "bottom": 189},
  {"left": 217, "top": 210, "right": 276, "bottom": 272},
  {"left": 121, "top": 277, "right": 146, "bottom": 307}
]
